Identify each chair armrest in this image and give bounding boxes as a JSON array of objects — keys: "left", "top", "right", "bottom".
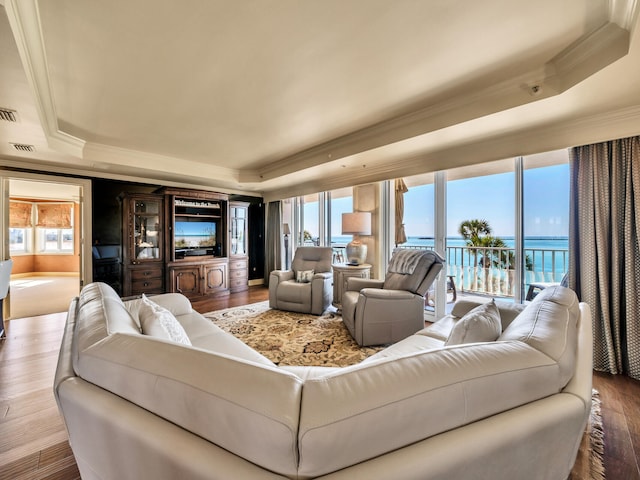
[
  {"left": 346, "top": 277, "right": 384, "bottom": 292},
  {"left": 314, "top": 271, "right": 333, "bottom": 280},
  {"left": 360, "top": 288, "right": 420, "bottom": 301},
  {"left": 270, "top": 270, "right": 294, "bottom": 282}
]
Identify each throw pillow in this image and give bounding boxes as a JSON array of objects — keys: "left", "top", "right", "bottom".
[
  {"left": 445, "top": 300, "right": 502, "bottom": 346},
  {"left": 139, "top": 294, "right": 192, "bottom": 345},
  {"left": 296, "top": 269, "right": 315, "bottom": 283}
]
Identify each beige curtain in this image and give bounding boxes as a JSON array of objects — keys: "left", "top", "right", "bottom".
[
  {"left": 36, "top": 203, "right": 73, "bottom": 228},
  {"left": 395, "top": 178, "right": 408, "bottom": 246},
  {"left": 10, "top": 201, "right": 33, "bottom": 228},
  {"left": 569, "top": 135, "right": 640, "bottom": 380}
]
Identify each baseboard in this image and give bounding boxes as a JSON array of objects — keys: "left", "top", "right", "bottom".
[{"left": 10, "top": 272, "right": 80, "bottom": 279}]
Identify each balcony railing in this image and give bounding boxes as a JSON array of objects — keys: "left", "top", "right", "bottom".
[{"left": 331, "top": 243, "right": 569, "bottom": 299}]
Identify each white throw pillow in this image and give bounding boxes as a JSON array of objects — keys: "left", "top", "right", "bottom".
[
  {"left": 445, "top": 300, "right": 501, "bottom": 346},
  {"left": 139, "top": 294, "right": 191, "bottom": 345},
  {"left": 296, "top": 269, "right": 315, "bottom": 283}
]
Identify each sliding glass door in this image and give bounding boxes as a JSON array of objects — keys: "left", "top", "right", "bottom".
[
  {"left": 446, "top": 159, "right": 516, "bottom": 300},
  {"left": 284, "top": 148, "right": 570, "bottom": 311}
]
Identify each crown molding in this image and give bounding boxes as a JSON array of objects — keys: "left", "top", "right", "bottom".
[
  {"left": 82, "top": 142, "right": 240, "bottom": 184},
  {"left": 5, "top": 0, "right": 85, "bottom": 157},
  {"left": 262, "top": 103, "right": 640, "bottom": 202},
  {"left": 5, "top": 0, "right": 638, "bottom": 198},
  {"left": 258, "top": 12, "right": 634, "bottom": 184}
]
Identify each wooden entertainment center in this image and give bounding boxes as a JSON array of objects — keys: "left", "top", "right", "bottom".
[{"left": 120, "top": 187, "right": 249, "bottom": 299}]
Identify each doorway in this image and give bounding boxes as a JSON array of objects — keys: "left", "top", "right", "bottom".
[{"left": 2, "top": 172, "right": 92, "bottom": 320}]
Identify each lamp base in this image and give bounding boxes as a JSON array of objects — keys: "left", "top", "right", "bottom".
[{"left": 346, "top": 240, "right": 367, "bottom": 265}]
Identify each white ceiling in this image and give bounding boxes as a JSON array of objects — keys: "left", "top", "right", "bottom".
[{"left": 1, "top": 0, "right": 640, "bottom": 201}]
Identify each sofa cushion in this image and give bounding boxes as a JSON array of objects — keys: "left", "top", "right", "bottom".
[
  {"left": 72, "top": 282, "right": 141, "bottom": 374},
  {"left": 360, "top": 334, "right": 444, "bottom": 363},
  {"left": 76, "top": 333, "right": 303, "bottom": 478},
  {"left": 451, "top": 299, "right": 526, "bottom": 331},
  {"left": 177, "top": 311, "right": 276, "bottom": 366},
  {"left": 445, "top": 300, "right": 501, "bottom": 345},
  {"left": 297, "top": 340, "right": 561, "bottom": 478},
  {"left": 499, "top": 285, "right": 579, "bottom": 386},
  {"left": 276, "top": 281, "right": 312, "bottom": 303},
  {"left": 139, "top": 294, "right": 191, "bottom": 345}
]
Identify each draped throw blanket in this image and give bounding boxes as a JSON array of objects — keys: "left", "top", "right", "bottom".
[{"left": 569, "top": 135, "right": 640, "bottom": 380}]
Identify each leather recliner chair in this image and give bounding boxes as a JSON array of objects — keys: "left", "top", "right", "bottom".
[
  {"left": 269, "top": 246, "right": 333, "bottom": 315},
  {"left": 342, "top": 249, "right": 444, "bottom": 346}
]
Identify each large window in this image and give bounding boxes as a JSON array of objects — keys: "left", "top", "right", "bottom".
[
  {"left": 523, "top": 150, "right": 570, "bottom": 297},
  {"left": 287, "top": 149, "right": 570, "bottom": 308},
  {"left": 37, "top": 227, "right": 74, "bottom": 253},
  {"left": 9, "top": 227, "right": 32, "bottom": 253},
  {"left": 9, "top": 200, "right": 34, "bottom": 254},
  {"left": 446, "top": 160, "right": 516, "bottom": 297},
  {"left": 9, "top": 200, "right": 75, "bottom": 255},
  {"left": 301, "top": 193, "right": 320, "bottom": 246},
  {"left": 329, "top": 187, "right": 353, "bottom": 263}
]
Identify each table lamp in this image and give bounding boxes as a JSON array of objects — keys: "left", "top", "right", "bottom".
[{"left": 342, "top": 212, "right": 371, "bottom": 265}]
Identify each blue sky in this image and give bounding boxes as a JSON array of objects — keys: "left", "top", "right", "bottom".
[
  {"left": 306, "top": 163, "right": 570, "bottom": 238},
  {"left": 404, "top": 164, "right": 569, "bottom": 237}
]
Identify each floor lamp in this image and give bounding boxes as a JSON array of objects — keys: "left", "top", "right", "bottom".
[{"left": 283, "top": 223, "right": 291, "bottom": 270}]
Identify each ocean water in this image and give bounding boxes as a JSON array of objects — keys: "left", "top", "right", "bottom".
[
  {"left": 331, "top": 235, "right": 568, "bottom": 250},
  {"left": 331, "top": 236, "right": 569, "bottom": 283}
]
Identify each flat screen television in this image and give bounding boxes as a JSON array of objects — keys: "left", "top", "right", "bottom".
[{"left": 174, "top": 220, "right": 216, "bottom": 249}]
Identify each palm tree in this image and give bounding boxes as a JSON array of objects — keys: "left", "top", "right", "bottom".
[
  {"left": 458, "top": 219, "right": 491, "bottom": 245},
  {"left": 459, "top": 219, "right": 491, "bottom": 290},
  {"left": 459, "top": 219, "right": 533, "bottom": 295}
]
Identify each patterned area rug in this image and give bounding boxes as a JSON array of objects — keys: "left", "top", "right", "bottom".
[{"left": 204, "top": 301, "right": 383, "bottom": 366}]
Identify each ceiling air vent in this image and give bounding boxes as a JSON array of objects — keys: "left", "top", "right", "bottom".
[
  {"left": 10, "top": 143, "right": 36, "bottom": 152},
  {"left": 0, "top": 108, "right": 18, "bottom": 122}
]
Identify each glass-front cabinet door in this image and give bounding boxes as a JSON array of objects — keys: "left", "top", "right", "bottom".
[
  {"left": 131, "top": 197, "right": 162, "bottom": 261},
  {"left": 230, "top": 203, "right": 247, "bottom": 256}
]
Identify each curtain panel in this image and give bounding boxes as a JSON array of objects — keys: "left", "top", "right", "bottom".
[
  {"left": 569, "top": 135, "right": 640, "bottom": 379},
  {"left": 10, "top": 201, "right": 33, "bottom": 228},
  {"left": 36, "top": 203, "right": 73, "bottom": 228},
  {"left": 264, "top": 201, "right": 283, "bottom": 286}
]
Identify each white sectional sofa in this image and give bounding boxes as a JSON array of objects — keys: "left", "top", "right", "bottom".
[{"left": 54, "top": 282, "right": 593, "bottom": 480}]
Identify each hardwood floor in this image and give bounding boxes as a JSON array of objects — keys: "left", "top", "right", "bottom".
[{"left": 1, "top": 286, "right": 639, "bottom": 479}]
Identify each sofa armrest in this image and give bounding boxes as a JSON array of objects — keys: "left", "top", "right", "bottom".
[{"left": 346, "top": 277, "right": 384, "bottom": 292}]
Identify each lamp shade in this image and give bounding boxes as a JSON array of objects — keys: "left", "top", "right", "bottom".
[
  {"left": 342, "top": 212, "right": 371, "bottom": 235},
  {"left": 283, "top": 223, "right": 291, "bottom": 235}
]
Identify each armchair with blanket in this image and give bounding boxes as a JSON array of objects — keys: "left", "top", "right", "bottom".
[{"left": 342, "top": 249, "right": 444, "bottom": 346}]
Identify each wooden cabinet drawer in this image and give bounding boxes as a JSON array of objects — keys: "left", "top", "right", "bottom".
[
  {"left": 131, "top": 268, "right": 163, "bottom": 281},
  {"left": 131, "top": 277, "right": 164, "bottom": 295},
  {"left": 229, "top": 259, "right": 247, "bottom": 270},
  {"left": 230, "top": 277, "right": 246, "bottom": 287},
  {"left": 229, "top": 268, "right": 247, "bottom": 279}
]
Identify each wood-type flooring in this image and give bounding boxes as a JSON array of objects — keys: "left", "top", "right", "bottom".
[{"left": 1, "top": 286, "right": 638, "bottom": 479}]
